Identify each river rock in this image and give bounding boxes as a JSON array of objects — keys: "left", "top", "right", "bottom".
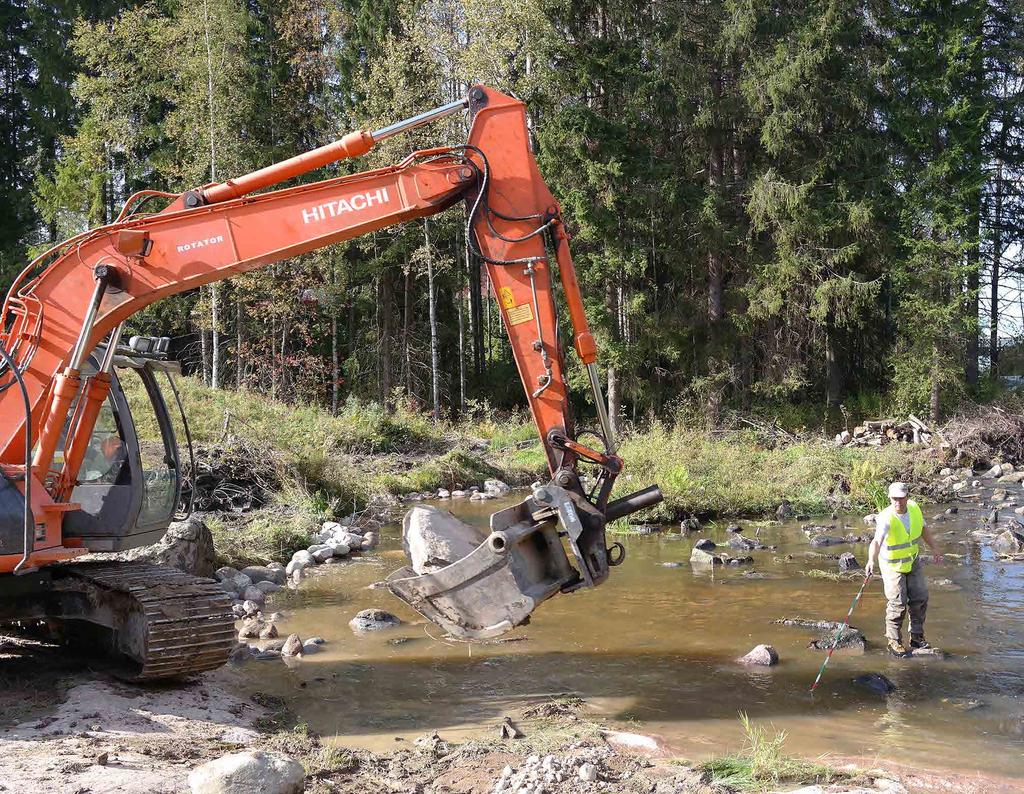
[
  {"left": 325, "top": 539, "right": 350, "bottom": 556},
  {"left": 403, "top": 505, "right": 485, "bottom": 574},
  {"left": 999, "top": 472, "right": 1024, "bottom": 483},
  {"left": 301, "top": 639, "right": 321, "bottom": 654},
  {"left": 286, "top": 550, "right": 314, "bottom": 576},
  {"left": 726, "top": 555, "right": 754, "bottom": 566},
  {"left": 241, "top": 586, "right": 265, "bottom": 606},
  {"left": 349, "top": 608, "right": 402, "bottom": 633},
  {"left": 690, "top": 546, "right": 721, "bottom": 565},
  {"left": 216, "top": 566, "right": 240, "bottom": 582},
  {"left": 737, "top": 644, "right": 778, "bottom": 666},
  {"left": 984, "top": 463, "right": 1004, "bottom": 479},
  {"left": 679, "top": 517, "right": 700, "bottom": 532},
  {"left": 993, "top": 529, "right": 1024, "bottom": 554},
  {"left": 863, "top": 514, "right": 877, "bottom": 525},
  {"left": 484, "top": 478, "right": 511, "bottom": 496},
  {"left": 809, "top": 534, "right": 847, "bottom": 547},
  {"left": 255, "top": 580, "right": 282, "bottom": 595},
  {"left": 258, "top": 623, "right": 278, "bottom": 639},
  {"left": 852, "top": 673, "right": 896, "bottom": 694},
  {"left": 242, "top": 599, "right": 260, "bottom": 617},
  {"left": 238, "top": 619, "right": 261, "bottom": 640},
  {"left": 240, "top": 565, "right": 282, "bottom": 585},
  {"left": 693, "top": 538, "right": 716, "bottom": 551},
  {"left": 109, "top": 516, "right": 218, "bottom": 577},
  {"left": 361, "top": 531, "right": 380, "bottom": 550},
  {"left": 810, "top": 627, "right": 866, "bottom": 652},
  {"left": 332, "top": 529, "right": 364, "bottom": 548},
  {"left": 254, "top": 649, "right": 282, "bottom": 661},
  {"left": 725, "top": 523, "right": 742, "bottom": 533},
  {"left": 281, "top": 634, "right": 303, "bottom": 657},
  {"left": 469, "top": 491, "right": 493, "bottom": 501},
  {"left": 776, "top": 501, "right": 793, "bottom": 520},
  {"left": 310, "top": 547, "right": 334, "bottom": 563},
  {"left": 931, "top": 578, "right": 962, "bottom": 591},
  {"left": 727, "top": 534, "right": 759, "bottom": 551},
  {"left": 231, "top": 604, "right": 246, "bottom": 619},
  {"left": 187, "top": 750, "right": 305, "bottom": 794},
  {"left": 838, "top": 552, "right": 860, "bottom": 572}
]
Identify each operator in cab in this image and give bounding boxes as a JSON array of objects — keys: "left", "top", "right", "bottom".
[{"left": 865, "top": 482, "right": 942, "bottom": 657}]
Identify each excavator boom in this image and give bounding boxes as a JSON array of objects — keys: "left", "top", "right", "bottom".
[{"left": 0, "top": 86, "right": 661, "bottom": 665}]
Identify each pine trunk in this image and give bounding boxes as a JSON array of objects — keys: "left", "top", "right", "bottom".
[{"left": 425, "top": 220, "right": 441, "bottom": 421}]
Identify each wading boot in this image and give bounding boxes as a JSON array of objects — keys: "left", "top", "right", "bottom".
[
  {"left": 910, "top": 634, "right": 931, "bottom": 650},
  {"left": 887, "top": 638, "right": 911, "bottom": 658}
]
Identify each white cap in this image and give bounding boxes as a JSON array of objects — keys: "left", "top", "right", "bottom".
[{"left": 888, "top": 482, "right": 909, "bottom": 498}]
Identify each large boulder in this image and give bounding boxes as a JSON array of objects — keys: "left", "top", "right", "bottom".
[
  {"left": 188, "top": 751, "right": 305, "bottom": 794},
  {"left": 993, "top": 529, "right": 1024, "bottom": 554},
  {"left": 690, "top": 546, "right": 721, "bottom": 565},
  {"left": 484, "top": 478, "right": 511, "bottom": 496},
  {"left": 838, "top": 552, "right": 861, "bottom": 572},
  {"left": 403, "top": 505, "right": 485, "bottom": 574},
  {"left": 737, "top": 644, "right": 779, "bottom": 666},
  {"left": 110, "top": 517, "right": 217, "bottom": 577}
]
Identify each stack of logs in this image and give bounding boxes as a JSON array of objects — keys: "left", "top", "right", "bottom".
[{"left": 835, "top": 414, "right": 934, "bottom": 447}]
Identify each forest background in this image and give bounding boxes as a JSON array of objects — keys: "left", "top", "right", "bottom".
[{"left": 4, "top": 0, "right": 1024, "bottom": 435}]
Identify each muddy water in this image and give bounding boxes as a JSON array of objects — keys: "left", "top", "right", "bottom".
[{"left": 241, "top": 496, "right": 1024, "bottom": 778}]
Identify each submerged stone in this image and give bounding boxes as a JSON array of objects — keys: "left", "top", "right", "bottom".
[
  {"left": 852, "top": 673, "right": 896, "bottom": 694},
  {"left": 737, "top": 644, "right": 779, "bottom": 666},
  {"left": 349, "top": 608, "right": 402, "bottom": 634}
]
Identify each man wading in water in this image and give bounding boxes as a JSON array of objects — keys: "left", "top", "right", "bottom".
[{"left": 865, "top": 482, "right": 942, "bottom": 657}]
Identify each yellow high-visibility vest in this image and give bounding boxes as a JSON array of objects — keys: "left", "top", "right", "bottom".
[{"left": 880, "top": 500, "right": 923, "bottom": 573}]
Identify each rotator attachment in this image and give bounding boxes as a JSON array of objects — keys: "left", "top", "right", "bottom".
[{"left": 385, "top": 482, "right": 662, "bottom": 640}]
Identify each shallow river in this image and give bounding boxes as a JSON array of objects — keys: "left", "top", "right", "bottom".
[{"left": 240, "top": 495, "right": 1024, "bottom": 779}]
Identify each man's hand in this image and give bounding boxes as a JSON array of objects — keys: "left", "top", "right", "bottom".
[{"left": 865, "top": 558, "right": 875, "bottom": 577}]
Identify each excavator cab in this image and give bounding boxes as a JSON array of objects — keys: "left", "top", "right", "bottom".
[{"left": 60, "top": 337, "right": 186, "bottom": 550}]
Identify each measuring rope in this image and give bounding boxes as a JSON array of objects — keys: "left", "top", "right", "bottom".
[{"left": 810, "top": 571, "right": 873, "bottom": 692}]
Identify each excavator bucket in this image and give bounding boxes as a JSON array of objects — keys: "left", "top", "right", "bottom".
[
  {"left": 386, "top": 483, "right": 662, "bottom": 640},
  {"left": 386, "top": 494, "right": 577, "bottom": 640}
]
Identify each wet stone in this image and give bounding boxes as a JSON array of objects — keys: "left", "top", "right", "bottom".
[
  {"left": 852, "top": 673, "right": 896, "bottom": 694},
  {"left": 809, "top": 534, "right": 848, "bottom": 547},
  {"left": 679, "top": 517, "right": 700, "bottom": 532},
  {"left": 725, "top": 523, "right": 743, "bottom": 533},
  {"left": 737, "top": 644, "right": 779, "bottom": 666},
  {"left": 838, "top": 552, "right": 860, "bottom": 572},
  {"left": 727, "top": 534, "right": 759, "bottom": 551},
  {"left": 693, "top": 538, "right": 717, "bottom": 551},
  {"left": 349, "top": 608, "right": 403, "bottom": 633},
  {"left": 809, "top": 626, "right": 866, "bottom": 652},
  {"left": 993, "top": 529, "right": 1024, "bottom": 554}
]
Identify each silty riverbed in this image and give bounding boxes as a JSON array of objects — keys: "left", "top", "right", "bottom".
[{"left": 233, "top": 493, "right": 1024, "bottom": 779}]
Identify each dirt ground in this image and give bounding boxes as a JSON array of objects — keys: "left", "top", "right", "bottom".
[{"left": 0, "top": 634, "right": 1020, "bottom": 794}]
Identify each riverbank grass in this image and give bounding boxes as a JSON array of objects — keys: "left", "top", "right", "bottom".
[{"left": 698, "top": 713, "right": 842, "bottom": 791}]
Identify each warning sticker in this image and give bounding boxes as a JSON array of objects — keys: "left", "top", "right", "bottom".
[
  {"left": 498, "top": 286, "right": 516, "bottom": 309},
  {"left": 506, "top": 303, "right": 534, "bottom": 326}
]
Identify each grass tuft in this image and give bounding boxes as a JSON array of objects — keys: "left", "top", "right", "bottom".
[{"left": 699, "top": 713, "right": 842, "bottom": 791}]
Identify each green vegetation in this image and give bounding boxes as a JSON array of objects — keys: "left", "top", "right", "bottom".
[
  {"left": 616, "top": 423, "right": 936, "bottom": 520},
  {"left": 131, "top": 376, "right": 942, "bottom": 565},
  {"left": 698, "top": 713, "right": 843, "bottom": 791}
]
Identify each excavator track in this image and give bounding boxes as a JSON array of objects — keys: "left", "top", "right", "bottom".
[{"left": 57, "top": 562, "right": 236, "bottom": 680}]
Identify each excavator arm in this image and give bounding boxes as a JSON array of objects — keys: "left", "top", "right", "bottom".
[{"left": 0, "top": 86, "right": 661, "bottom": 638}]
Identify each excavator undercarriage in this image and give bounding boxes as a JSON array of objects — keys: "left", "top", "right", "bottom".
[{"left": 0, "top": 562, "right": 234, "bottom": 680}]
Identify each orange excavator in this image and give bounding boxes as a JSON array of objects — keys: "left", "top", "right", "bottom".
[{"left": 0, "top": 86, "right": 661, "bottom": 679}]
